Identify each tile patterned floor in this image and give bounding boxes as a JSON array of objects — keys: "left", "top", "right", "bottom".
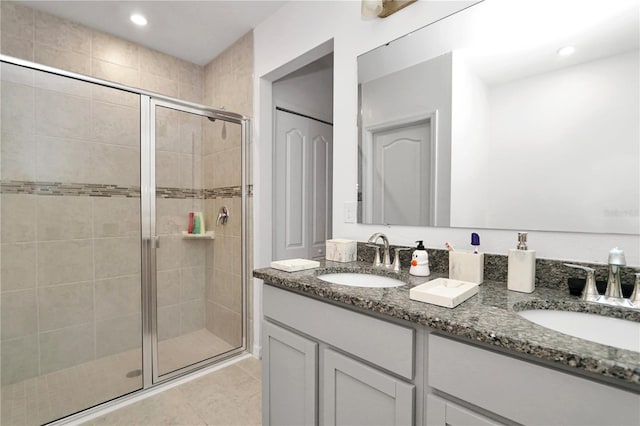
[
  {"left": 85, "top": 357, "right": 262, "bottom": 426},
  {"left": 1, "top": 329, "right": 243, "bottom": 426}
]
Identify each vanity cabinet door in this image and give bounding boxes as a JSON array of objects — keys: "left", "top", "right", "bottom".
[
  {"left": 425, "top": 394, "right": 502, "bottom": 426},
  {"left": 322, "top": 348, "right": 414, "bottom": 426},
  {"left": 262, "top": 321, "right": 318, "bottom": 426}
]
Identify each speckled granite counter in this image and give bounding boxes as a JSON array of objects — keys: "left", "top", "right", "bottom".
[{"left": 254, "top": 261, "right": 640, "bottom": 391}]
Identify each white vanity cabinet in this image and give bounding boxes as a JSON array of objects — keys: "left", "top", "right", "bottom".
[
  {"left": 426, "top": 334, "right": 640, "bottom": 426},
  {"left": 262, "top": 283, "right": 640, "bottom": 426},
  {"left": 262, "top": 285, "right": 418, "bottom": 426}
]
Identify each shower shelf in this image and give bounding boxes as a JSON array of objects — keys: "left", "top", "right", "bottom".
[{"left": 181, "top": 231, "right": 215, "bottom": 239}]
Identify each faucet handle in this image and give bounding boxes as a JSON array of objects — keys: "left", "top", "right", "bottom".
[
  {"left": 392, "top": 247, "right": 411, "bottom": 272},
  {"left": 366, "top": 244, "right": 382, "bottom": 267},
  {"left": 564, "top": 264, "right": 600, "bottom": 302},
  {"left": 630, "top": 273, "right": 640, "bottom": 307}
]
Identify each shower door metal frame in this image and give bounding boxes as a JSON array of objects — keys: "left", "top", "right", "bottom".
[
  {"left": 144, "top": 98, "right": 250, "bottom": 385},
  {"left": 1, "top": 54, "right": 251, "bottom": 421}
]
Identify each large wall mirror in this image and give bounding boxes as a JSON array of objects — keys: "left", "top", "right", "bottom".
[{"left": 357, "top": 0, "right": 639, "bottom": 234}]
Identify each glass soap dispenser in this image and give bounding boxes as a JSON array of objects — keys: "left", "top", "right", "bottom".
[{"left": 507, "top": 232, "right": 536, "bottom": 293}]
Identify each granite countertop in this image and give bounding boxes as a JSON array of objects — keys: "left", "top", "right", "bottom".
[{"left": 254, "top": 261, "right": 640, "bottom": 390}]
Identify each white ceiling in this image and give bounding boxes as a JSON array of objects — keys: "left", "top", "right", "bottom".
[{"left": 19, "top": 1, "right": 287, "bottom": 65}]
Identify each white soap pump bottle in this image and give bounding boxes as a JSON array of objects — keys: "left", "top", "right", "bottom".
[
  {"left": 507, "top": 232, "right": 536, "bottom": 293},
  {"left": 410, "top": 240, "right": 430, "bottom": 276}
]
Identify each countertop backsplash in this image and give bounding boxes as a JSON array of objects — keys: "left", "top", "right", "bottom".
[{"left": 356, "top": 242, "right": 640, "bottom": 290}]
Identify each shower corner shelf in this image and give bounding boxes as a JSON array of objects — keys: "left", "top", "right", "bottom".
[{"left": 181, "top": 231, "right": 215, "bottom": 239}]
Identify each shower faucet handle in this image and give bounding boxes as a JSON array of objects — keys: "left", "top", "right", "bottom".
[{"left": 216, "top": 206, "right": 230, "bottom": 225}]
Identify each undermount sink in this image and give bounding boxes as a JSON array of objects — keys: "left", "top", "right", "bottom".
[
  {"left": 317, "top": 272, "right": 406, "bottom": 288},
  {"left": 517, "top": 310, "right": 640, "bottom": 352}
]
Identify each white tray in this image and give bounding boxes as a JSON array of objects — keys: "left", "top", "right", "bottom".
[
  {"left": 270, "top": 258, "right": 320, "bottom": 272},
  {"left": 409, "top": 277, "right": 479, "bottom": 308}
]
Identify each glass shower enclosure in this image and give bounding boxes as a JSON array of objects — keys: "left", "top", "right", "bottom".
[{"left": 0, "top": 55, "right": 249, "bottom": 425}]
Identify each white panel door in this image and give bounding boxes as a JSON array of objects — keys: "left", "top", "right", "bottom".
[
  {"left": 371, "top": 122, "right": 430, "bottom": 226},
  {"left": 274, "top": 110, "right": 332, "bottom": 260}
]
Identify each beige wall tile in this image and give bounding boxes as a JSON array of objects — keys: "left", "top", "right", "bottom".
[
  {"left": 92, "top": 31, "right": 139, "bottom": 69},
  {"left": 0, "top": 35, "right": 34, "bottom": 61},
  {"left": 1, "top": 243, "right": 36, "bottom": 292},
  {"left": 209, "top": 303, "right": 241, "bottom": 347},
  {"left": 1, "top": 289, "right": 37, "bottom": 340},
  {"left": 156, "top": 198, "right": 186, "bottom": 235},
  {"left": 211, "top": 270, "right": 242, "bottom": 313},
  {"left": 139, "top": 72, "right": 179, "bottom": 98},
  {"left": 177, "top": 60, "right": 204, "bottom": 86},
  {"left": 36, "top": 135, "right": 94, "bottom": 183},
  {"left": 1, "top": 194, "right": 36, "bottom": 243},
  {"left": 96, "top": 314, "right": 141, "bottom": 358},
  {"left": 180, "top": 267, "right": 205, "bottom": 302},
  {"left": 37, "top": 239, "right": 93, "bottom": 286},
  {"left": 140, "top": 48, "right": 180, "bottom": 81},
  {"left": 1, "top": 62, "right": 35, "bottom": 86},
  {"left": 35, "top": 10, "right": 91, "bottom": 54},
  {"left": 180, "top": 114, "right": 203, "bottom": 154},
  {"left": 157, "top": 236, "right": 181, "bottom": 271},
  {"left": 35, "top": 44, "right": 91, "bottom": 75},
  {"left": 0, "top": 2, "right": 34, "bottom": 40},
  {"left": 91, "top": 101, "right": 140, "bottom": 147},
  {"left": 158, "top": 305, "right": 181, "bottom": 341},
  {"left": 1, "top": 82, "right": 35, "bottom": 135},
  {"left": 37, "top": 195, "right": 93, "bottom": 241},
  {"left": 35, "top": 88, "right": 92, "bottom": 140},
  {"left": 94, "top": 237, "right": 141, "bottom": 279},
  {"left": 38, "top": 282, "right": 94, "bottom": 331},
  {"left": 92, "top": 84, "right": 139, "bottom": 108},
  {"left": 180, "top": 299, "right": 205, "bottom": 333},
  {"left": 155, "top": 107, "right": 182, "bottom": 152},
  {"left": 92, "top": 144, "right": 140, "bottom": 186},
  {"left": 1, "top": 131, "right": 36, "bottom": 181},
  {"left": 179, "top": 83, "right": 203, "bottom": 104},
  {"left": 39, "top": 323, "right": 94, "bottom": 374},
  {"left": 157, "top": 270, "right": 180, "bottom": 307},
  {"left": 1, "top": 334, "right": 38, "bottom": 385},
  {"left": 35, "top": 71, "right": 93, "bottom": 98},
  {"left": 95, "top": 275, "right": 141, "bottom": 320},
  {"left": 181, "top": 239, "right": 206, "bottom": 267},
  {"left": 180, "top": 154, "right": 203, "bottom": 190},
  {"left": 156, "top": 151, "right": 181, "bottom": 188},
  {"left": 91, "top": 58, "right": 140, "bottom": 87},
  {"left": 93, "top": 197, "right": 141, "bottom": 238}
]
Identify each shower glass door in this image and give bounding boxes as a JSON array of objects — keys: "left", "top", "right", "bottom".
[
  {"left": 1, "top": 62, "right": 143, "bottom": 425},
  {"left": 150, "top": 100, "right": 244, "bottom": 380}
]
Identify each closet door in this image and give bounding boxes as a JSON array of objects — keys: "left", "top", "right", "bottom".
[{"left": 273, "top": 109, "right": 332, "bottom": 260}]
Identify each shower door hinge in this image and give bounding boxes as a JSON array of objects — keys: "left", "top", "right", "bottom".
[{"left": 151, "top": 236, "right": 160, "bottom": 248}]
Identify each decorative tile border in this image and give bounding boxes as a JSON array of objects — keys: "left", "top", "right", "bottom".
[
  {"left": 0, "top": 181, "right": 141, "bottom": 197},
  {"left": 0, "top": 181, "right": 253, "bottom": 199}
]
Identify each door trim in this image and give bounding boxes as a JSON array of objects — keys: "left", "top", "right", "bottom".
[{"left": 362, "top": 110, "right": 439, "bottom": 225}]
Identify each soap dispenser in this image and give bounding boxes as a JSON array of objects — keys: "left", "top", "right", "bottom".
[
  {"left": 410, "top": 240, "right": 430, "bottom": 276},
  {"left": 507, "top": 232, "right": 536, "bottom": 293}
]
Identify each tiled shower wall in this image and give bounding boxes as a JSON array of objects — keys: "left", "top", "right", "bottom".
[
  {"left": 0, "top": 65, "right": 144, "bottom": 385},
  {"left": 203, "top": 32, "right": 253, "bottom": 348},
  {"left": 1, "top": 2, "right": 252, "bottom": 383},
  {"left": 0, "top": 1, "right": 204, "bottom": 104}
]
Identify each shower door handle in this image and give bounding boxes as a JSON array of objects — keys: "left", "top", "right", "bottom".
[{"left": 151, "top": 236, "right": 160, "bottom": 248}]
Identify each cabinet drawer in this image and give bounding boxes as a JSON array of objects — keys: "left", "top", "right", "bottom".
[
  {"left": 263, "top": 284, "right": 415, "bottom": 379},
  {"left": 428, "top": 334, "right": 640, "bottom": 426}
]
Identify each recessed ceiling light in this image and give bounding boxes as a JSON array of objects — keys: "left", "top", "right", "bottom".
[
  {"left": 130, "top": 14, "right": 147, "bottom": 26},
  {"left": 556, "top": 46, "right": 575, "bottom": 57}
]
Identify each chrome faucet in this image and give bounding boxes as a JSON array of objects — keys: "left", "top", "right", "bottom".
[
  {"left": 604, "top": 247, "right": 625, "bottom": 300},
  {"left": 564, "top": 264, "right": 600, "bottom": 303},
  {"left": 367, "top": 232, "right": 392, "bottom": 269},
  {"left": 566, "top": 247, "right": 638, "bottom": 309}
]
